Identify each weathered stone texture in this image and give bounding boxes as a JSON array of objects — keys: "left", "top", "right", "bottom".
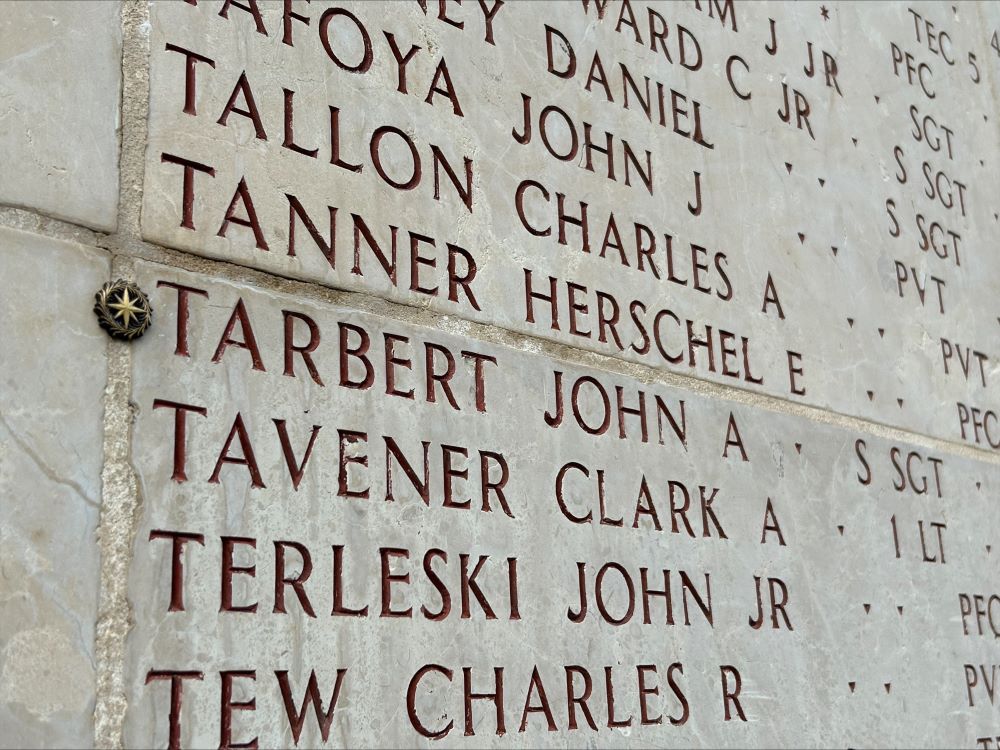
[
  {"left": 0, "top": 1, "right": 122, "bottom": 231},
  {"left": 0, "top": 227, "right": 110, "bottom": 748}
]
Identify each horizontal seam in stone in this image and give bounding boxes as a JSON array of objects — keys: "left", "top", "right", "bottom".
[{"left": 1, "top": 204, "right": 996, "bottom": 467}]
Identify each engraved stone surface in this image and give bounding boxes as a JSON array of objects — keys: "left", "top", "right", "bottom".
[
  {"left": 0, "top": 1, "right": 999, "bottom": 747},
  {"left": 140, "top": 0, "right": 1000, "bottom": 447},
  {"left": 0, "top": 227, "right": 110, "bottom": 747},
  {"left": 0, "top": 1, "right": 122, "bottom": 231},
  {"left": 123, "top": 261, "right": 998, "bottom": 748}
]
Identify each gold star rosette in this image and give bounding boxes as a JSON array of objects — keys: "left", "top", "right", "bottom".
[{"left": 94, "top": 279, "right": 153, "bottom": 340}]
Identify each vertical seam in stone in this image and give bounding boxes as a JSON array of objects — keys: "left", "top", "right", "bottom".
[
  {"left": 93, "top": 2, "right": 151, "bottom": 748},
  {"left": 116, "top": 1, "right": 152, "bottom": 240},
  {"left": 93, "top": 331, "right": 137, "bottom": 750}
]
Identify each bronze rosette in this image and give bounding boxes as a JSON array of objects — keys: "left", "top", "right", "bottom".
[{"left": 94, "top": 279, "right": 153, "bottom": 340}]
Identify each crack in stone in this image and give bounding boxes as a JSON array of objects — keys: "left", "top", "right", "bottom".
[{"left": 0, "top": 411, "right": 98, "bottom": 509}]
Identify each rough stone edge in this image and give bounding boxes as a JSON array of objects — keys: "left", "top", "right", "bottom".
[{"left": 93, "top": 2, "right": 150, "bottom": 748}]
